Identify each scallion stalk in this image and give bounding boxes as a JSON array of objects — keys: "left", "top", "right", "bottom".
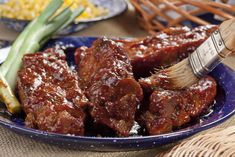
[
  {"left": 0, "top": 21, "right": 35, "bottom": 76},
  {"left": 0, "top": 0, "right": 65, "bottom": 77},
  {"left": 5, "top": 8, "right": 72, "bottom": 89},
  {"left": 0, "top": 0, "right": 85, "bottom": 114},
  {"left": 0, "top": 73, "right": 21, "bottom": 113}
]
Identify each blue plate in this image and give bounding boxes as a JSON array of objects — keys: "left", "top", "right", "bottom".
[
  {"left": 0, "top": 37, "right": 235, "bottom": 151},
  {"left": 0, "top": 39, "right": 10, "bottom": 49},
  {"left": 0, "top": 0, "right": 127, "bottom": 35}
]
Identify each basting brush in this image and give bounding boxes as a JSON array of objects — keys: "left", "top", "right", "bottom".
[{"left": 164, "top": 18, "right": 235, "bottom": 89}]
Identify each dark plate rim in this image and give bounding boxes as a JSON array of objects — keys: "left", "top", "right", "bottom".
[{"left": 0, "top": 106, "right": 234, "bottom": 142}]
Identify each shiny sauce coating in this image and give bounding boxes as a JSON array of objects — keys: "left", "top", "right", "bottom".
[{"left": 17, "top": 49, "right": 88, "bottom": 135}]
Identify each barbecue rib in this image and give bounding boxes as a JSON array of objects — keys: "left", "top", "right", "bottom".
[
  {"left": 16, "top": 25, "right": 219, "bottom": 137},
  {"left": 74, "top": 26, "right": 217, "bottom": 78},
  {"left": 138, "top": 75, "right": 217, "bottom": 135},
  {"left": 17, "top": 49, "right": 89, "bottom": 135},
  {"left": 74, "top": 26, "right": 218, "bottom": 136},
  {"left": 116, "top": 25, "right": 218, "bottom": 77},
  {"left": 77, "top": 38, "right": 143, "bottom": 136}
]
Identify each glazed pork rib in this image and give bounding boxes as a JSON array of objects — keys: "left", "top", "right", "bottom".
[
  {"left": 17, "top": 49, "right": 89, "bottom": 135},
  {"left": 77, "top": 38, "right": 143, "bottom": 136},
  {"left": 73, "top": 26, "right": 218, "bottom": 136},
  {"left": 75, "top": 26, "right": 218, "bottom": 78},
  {"left": 117, "top": 25, "right": 218, "bottom": 77},
  {"left": 139, "top": 76, "right": 217, "bottom": 135}
]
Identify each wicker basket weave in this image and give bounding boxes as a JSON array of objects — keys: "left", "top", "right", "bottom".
[
  {"left": 158, "top": 125, "right": 235, "bottom": 157},
  {"left": 130, "top": 0, "right": 235, "bottom": 34}
]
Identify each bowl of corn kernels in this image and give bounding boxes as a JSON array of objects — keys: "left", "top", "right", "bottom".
[{"left": 0, "top": 0, "right": 127, "bottom": 35}]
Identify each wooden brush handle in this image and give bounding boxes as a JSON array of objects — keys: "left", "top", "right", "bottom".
[
  {"left": 189, "top": 19, "right": 234, "bottom": 77},
  {"left": 219, "top": 18, "right": 235, "bottom": 56}
]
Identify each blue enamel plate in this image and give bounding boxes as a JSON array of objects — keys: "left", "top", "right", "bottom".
[
  {"left": 0, "top": 37, "right": 235, "bottom": 151},
  {"left": 0, "top": 0, "right": 127, "bottom": 35}
]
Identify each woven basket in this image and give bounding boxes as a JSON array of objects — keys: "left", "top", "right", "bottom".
[
  {"left": 130, "top": 0, "right": 235, "bottom": 34},
  {"left": 158, "top": 125, "right": 235, "bottom": 157}
]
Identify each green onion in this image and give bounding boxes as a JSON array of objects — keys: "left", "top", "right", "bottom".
[
  {"left": 5, "top": 8, "right": 72, "bottom": 89},
  {"left": 0, "top": 73, "right": 21, "bottom": 113},
  {"left": 40, "top": 7, "right": 85, "bottom": 47},
  {"left": 61, "top": 7, "right": 85, "bottom": 30},
  {"left": 0, "top": 0, "right": 85, "bottom": 114},
  {"left": 0, "top": 21, "right": 35, "bottom": 76}
]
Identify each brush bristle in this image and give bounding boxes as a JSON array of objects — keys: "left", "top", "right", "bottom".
[{"left": 166, "top": 58, "right": 199, "bottom": 89}]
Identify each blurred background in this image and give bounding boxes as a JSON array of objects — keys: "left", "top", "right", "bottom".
[
  {"left": 0, "top": 0, "right": 235, "bottom": 67},
  {"left": 0, "top": 0, "right": 234, "bottom": 38},
  {"left": 0, "top": 0, "right": 234, "bottom": 68}
]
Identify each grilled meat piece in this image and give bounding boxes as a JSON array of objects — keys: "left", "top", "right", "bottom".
[
  {"left": 139, "top": 70, "right": 174, "bottom": 93},
  {"left": 17, "top": 49, "right": 88, "bottom": 135},
  {"left": 75, "top": 26, "right": 217, "bottom": 78},
  {"left": 139, "top": 76, "right": 217, "bottom": 135},
  {"left": 117, "top": 25, "right": 218, "bottom": 77},
  {"left": 74, "top": 46, "right": 88, "bottom": 67},
  {"left": 77, "top": 38, "right": 143, "bottom": 136}
]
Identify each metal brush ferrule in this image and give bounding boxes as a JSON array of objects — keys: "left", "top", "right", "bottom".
[{"left": 189, "top": 30, "right": 232, "bottom": 78}]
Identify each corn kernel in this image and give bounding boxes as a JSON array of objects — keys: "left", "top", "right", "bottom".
[{"left": 0, "top": 0, "right": 108, "bottom": 21}]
